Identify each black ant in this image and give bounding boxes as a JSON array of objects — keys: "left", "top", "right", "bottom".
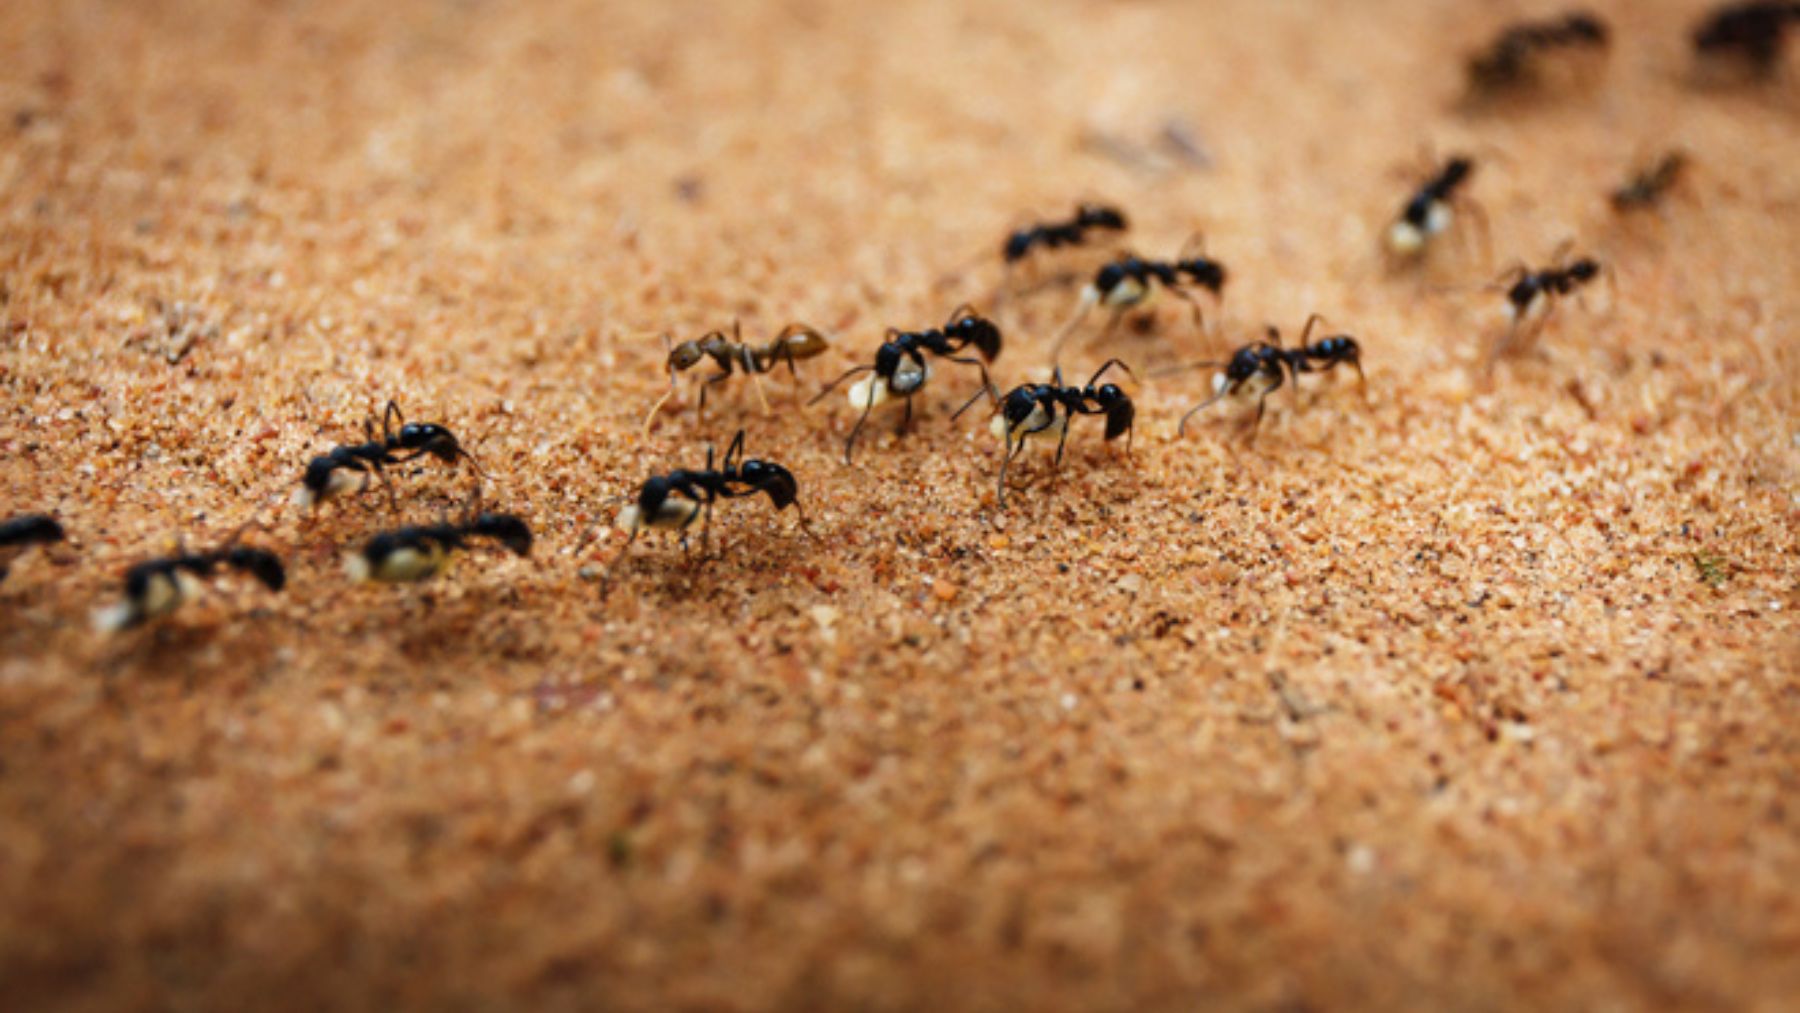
[
  {"left": 1, "top": 513, "right": 64, "bottom": 582},
  {"left": 1466, "top": 11, "right": 1610, "bottom": 98},
  {"left": 92, "top": 526, "right": 285, "bottom": 633},
  {"left": 641, "top": 320, "right": 832, "bottom": 434},
  {"left": 293, "top": 400, "right": 486, "bottom": 509},
  {"left": 605, "top": 429, "right": 807, "bottom": 584},
  {"left": 1386, "top": 155, "right": 1487, "bottom": 260},
  {"left": 1693, "top": 2, "right": 1800, "bottom": 78},
  {"left": 810, "top": 305, "right": 1002, "bottom": 464},
  {"left": 1049, "top": 235, "right": 1229, "bottom": 362},
  {"left": 1490, "top": 246, "right": 1605, "bottom": 364},
  {"left": 1177, "top": 314, "right": 1365, "bottom": 439},
  {"left": 990, "top": 359, "right": 1136, "bottom": 508},
  {"left": 1004, "top": 202, "right": 1129, "bottom": 266},
  {"left": 345, "top": 495, "right": 532, "bottom": 584},
  {"left": 1612, "top": 151, "right": 1691, "bottom": 211}
]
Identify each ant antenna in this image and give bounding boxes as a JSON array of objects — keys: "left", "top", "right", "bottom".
[{"left": 641, "top": 334, "right": 679, "bottom": 437}]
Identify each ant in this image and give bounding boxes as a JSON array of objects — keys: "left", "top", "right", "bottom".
[
  {"left": 990, "top": 359, "right": 1135, "bottom": 508},
  {"left": 1490, "top": 246, "right": 1605, "bottom": 364},
  {"left": 345, "top": 495, "right": 532, "bottom": 584},
  {"left": 1003, "top": 202, "right": 1129, "bottom": 270},
  {"left": 1693, "top": 2, "right": 1800, "bottom": 78},
  {"left": 293, "top": 400, "right": 486, "bottom": 509},
  {"left": 92, "top": 526, "right": 285, "bottom": 633},
  {"left": 1465, "top": 11, "right": 1610, "bottom": 98},
  {"left": 1049, "top": 235, "right": 1229, "bottom": 362},
  {"left": 605, "top": 429, "right": 807, "bottom": 584},
  {"left": 1386, "top": 155, "right": 1487, "bottom": 260},
  {"left": 1612, "top": 151, "right": 1690, "bottom": 211},
  {"left": 1, "top": 513, "right": 65, "bottom": 583},
  {"left": 1177, "top": 314, "right": 1365, "bottom": 439},
  {"left": 641, "top": 320, "right": 832, "bottom": 434},
  {"left": 811, "top": 305, "right": 1002, "bottom": 464}
]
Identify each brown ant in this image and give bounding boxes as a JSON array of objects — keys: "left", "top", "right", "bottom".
[
  {"left": 1177, "top": 314, "right": 1365, "bottom": 439},
  {"left": 811, "top": 305, "right": 1002, "bottom": 464},
  {"left": 1490, "top": 245, "right": 1606, "bottom": 365},
  {"left": 1, "top": 514, "right": 64, "bottom": 583},
  {"left": 641, "top": 320, "right": 832, "bottom": 434},
  {"left": 1049, "top": 235, "right": 1228, "bottom": 362},
  {"left": 1612, "top": 151, "right": 1691, "bottom": 211},
  {"left": 293, "top": 400, "right": 485, "bottom": 509},
  {"left": 1693, "top": 2, "right": 1800, "bottom": 79},
  {"left": 604, "top": 429, "right": 807, "bottom": 587},
  {"left": 990, "top": 359, "right": 1136, "bottom": 508},
  {"left": 92, "top": 526, "right": 285, "bottom": 633},
  {"left": 1465, "top": 11, "right": 1610, "bottom": 100}
]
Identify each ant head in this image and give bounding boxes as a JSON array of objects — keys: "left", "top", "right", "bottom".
[
  {"left": 301, "top": 454, "right": 339, "bottom": 494},
  {"left": 398, "top": 422, "right": 461, "bottom": 461},
  {"left": 1180, "top": 259, "right": 1226, "bottom": 292},
  {"left": 471, "top": 513, "right": 533, "bottom": 557},
  {"left": 740, "top": 460, "right": 799, "bottom": 510},
  {"left": 1228, "top": 343, "right": 1269, "bottom": 381},
  {"left": 1001, "top": 386, "right": 1041, "bottom": 426},
  {"left": 1003, "top": 229, "right": 1034, "bottom": 262},
  {"left": 1077, "top": 203, "right": 1127, "bottom": 230},
  {"left": 668, "top": 340, "right": 706, "bottom": 371},
  {"left": 948, "top": 312, "right": 1002, "bottom": 361},
  {"left": 1094, "top": 260, "right": 1129, "bottom": 295},
  {"left": 224, "top": 547, "right": 286, "bottom": 592}
]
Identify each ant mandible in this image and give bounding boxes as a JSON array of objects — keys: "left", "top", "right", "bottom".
[
  {"left": 1049, "top": 235, "right": 1228, "bottom": 362},
  {"left": 641, "top": 320, "right": 832, "bottom": 434},
  {"left": 92, "top": 526, "right": 286, "bottom": 633},
  {"left": 0, "top": 513, "right": 65, "bottom": 583},
  {"left": 1177, "top": 314, "right": 1365, "bottom": 439},
  {"left": 990, "top": 359, "right": 1136, "bottom": 508},
  {"left": 293, "top": 400, "right": 486, "bottom": 509},
  {"left": 810, "top": 304, "right": 1002, "bottom": 464},
  {"left": 604, "top": 429, "right": 808, "bottom": 587}
]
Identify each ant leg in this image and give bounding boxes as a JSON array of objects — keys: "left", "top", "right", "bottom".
[
  {"left": 383, "top": 400, "right": 405, "bottom": 443},
  {"left": 997, "top": 431, "right": 1016, "bottom": 508},
  {"left": 1465, "top": 198, "right": 1494, "bottom": 268},
  {"left": 896, "top": 394, "right": 913, "bottom": 436},
  {"left": 1050, "top": 411, "right": 1074, "bottom": 485},
  {"left": 749, "top": 370, "right": 772, "bottom": 416},
  {"left": 1178, "top": 389, "right": 1230, "bottom": 437},
  {"left": 1170, "top": 287, "right": 1207, "bottom": 335},
  {"left": 843, "top": 394, "right": 877, "bottom": 466},
  {"left": 810, "top": 365, "right": 873, "bottom": 406},
  {"left": 601, "top": 528, "right": 640, "bottom": 596},
  {"left": 1247, "top": 392, "right": 1270, "bottom": 442},
  {"left": 641, "top": 375, "right": 680, "bottom": 437},
  {"left": 1048, "top": 288, "right": 1099, "bottom": 364},
  {"left": 699, "top": 370, "right": 732, "bottom": 423}
]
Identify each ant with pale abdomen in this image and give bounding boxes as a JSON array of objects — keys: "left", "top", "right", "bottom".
[
  {"left": 293, "top": 400, "right": 486, "bottom": 509},
  {"left": 990, "top": 359, "right": 1135, "bottom": 508},
  {"left": 1176, "top": 314, "right": 1364, "bottom": 440},
  {"left": 92, "top": 526, "right": 286, "bottom": 633},
  {"left": 1048, "top": 235, "right": 1228, "bottom": 363}
]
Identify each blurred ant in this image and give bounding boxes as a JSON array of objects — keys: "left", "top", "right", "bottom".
[
  {"left": 1386, "top": 155, "right": 1488, "bottom": 261},
  {"left": 642, "top": 320, "right": 832, "bottom": 434},
  {"left": 1693, "top": 2, "right": 1800, "bottom": 79},
  {"left": 604, "top": 429, "right": 807, "bottom": 586},
  {"left": 1000, "top": 203, "right": 1130, "bottom": 297},
  {"left": 1049, "top": 235, "right": 1228, "bottom": 362},
  {"left": 1612, "top": 151, "right": 1690, "bottom": 211},
  {"left": 1466, "top": 11, "right": 1610, "bottom": 99},
  {"left": 811, "top": 305, "right": 1002, "bottom": 464},
  {"left": 92, "top": 525, "right": 285, "bottom": 633},
  {"left": 0, "top": 513, "right": 64, "bottom": 583},
  {"left": 345, "top": 493, "right": 532, "bottom": 584},
  {"left": 990, "top": 359, "right": 1136, "bottom": 508},
  {"left": 1177, "top": 314, "right": 1365, "bottom": 439},
  {"left": 293, "top": 400, "right": 486, "bottom": 509},
  {"left": 1490, "top": 245, "right": 1606, "bottom": 364}
]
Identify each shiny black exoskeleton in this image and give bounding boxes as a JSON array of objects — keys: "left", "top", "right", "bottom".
[
  {"left": 0, "top": 513, "right": 65, "bottom": 582},
  {"left": 94, "top": 531, "right": 286, "bottom": 632},
  {"left": 1402, "top": 157, "right": 1472, "bottom": 232},
  {"left": 1091, "top": 253, "right": 1227, "bottom": 306},
  {"left": 296, "top": 400, "right": 485, "bottom": 508},
  {"left": 1003, "top": 203, "right": 1129, "bottom": 263},
  {"left": 993, "top": 359, "right": 1136, "bottom": 507},
  {"left": 607, "top": 430, "right": 807, "bottom": 586},
  {"left": 1693, "top": 2, "right": 1800, "bottom": 75},
  {"left": 1467, "top": 11, "right": 1610, "bottom": 94},
  {"left": 1179, "top": 314, "right": 1365, "bottom": 438},
  {"left": 811, "top": 305, "right": 1003, "bottom": 464},
  {"left": 1504, "top": 257, "right": 1601, "bottom": 318}
]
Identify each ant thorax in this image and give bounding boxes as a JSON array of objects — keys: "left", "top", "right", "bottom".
[
  {"left": 848, "top": 359, "right": 929, "bottom": 409},
  {"left": 615, "top": 497, "right": 701, "bottom": 533}
]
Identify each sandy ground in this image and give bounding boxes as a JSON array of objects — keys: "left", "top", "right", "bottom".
[{"left": 2, "top": 0, "right": 1797, "bottom": 1009}]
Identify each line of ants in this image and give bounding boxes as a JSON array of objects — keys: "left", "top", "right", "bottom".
[{"left": 8, "top": 1, "right": 1769, "bottom": 629}]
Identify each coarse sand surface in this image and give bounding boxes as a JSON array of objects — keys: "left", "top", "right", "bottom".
[{"left": 1, "top": 0, "right": 1797, "bottom": 1009}]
